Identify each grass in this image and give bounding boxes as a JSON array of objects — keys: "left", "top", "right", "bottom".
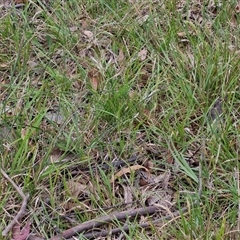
[{"left": 0, "top": 0, "right": 239, "bottom": 239}]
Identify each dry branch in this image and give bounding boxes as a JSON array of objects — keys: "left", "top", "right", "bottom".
[
  {"left": 28, "top": 206, "right": 188, "bottom": 240},
  {"left": 51, "top": 206, "right": 158, "bottom": 240},
  {"left": 82, "top": 207, "right": 188, "bottom": 239},
  {"left": 1, "top": 168, "right": 30, "bottom": 237}
]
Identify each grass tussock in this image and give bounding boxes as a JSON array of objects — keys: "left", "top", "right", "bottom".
[{"left": 0, "top": 0, "right": 240, "bottom": 239}]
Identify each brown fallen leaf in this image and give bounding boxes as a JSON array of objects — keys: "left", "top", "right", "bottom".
[
  {"left": 14, "top": 0, "right": 28, "bottom": 4},
  {"left": 67, "top": 180, "right": 88, "bottom": 199},
  {"left": 146, "top": 195, "right": 160, "bottom": 206},
  {"left": 143, "top": 160, "right": 154, "bottom": 171},
  {"left": 45, "top": 109, "right": 64, "bottom": 125},
  {"left": 83, "top": 30, "right": 94, "bottom": 38},
  {"left": 0, "top": 63, "right": 9, "bottom": 69},
  {"left": 118, "top": 49, "right": 125, "bottom": 65},
  {"left": 62, "top": 174, "right": 93, "bottom": 211},
  {"left": 138, "top": 14, "right": 149, "bottom": 25},
  {"left": 21, "top": 128, "right": 27, "bottom": 140},
  {"left": 49, "top": 148, "right": 76, "bottom": 163},
  {"left": 81, "top": 20, "right": 88, "bottom": 29},
  {"left": 121, "top": 184, "right": 133, "bottom": 207},
  {"left": 166, "top": 149, "right": 174, "bottom": 164},
  {"left": 138, "top": 48, "right": 148, "bottom": 61},
  {"left": 177, "top": 32, "right": 186, "bottom": 37},
  {"left": 88, "top": 68, "right": 102, "bottom": 91},
  {"left": 139, "top": 170, "right": 153, "bottom": 186},
  {"left": 111, "top": 165, "right": 149, "bottom": 183},
  {"left": 12, "top": 222, "right": 30, "bottom": 240},
  {"left": 153, "top": 171, "right": 170, "bottom": 184}
]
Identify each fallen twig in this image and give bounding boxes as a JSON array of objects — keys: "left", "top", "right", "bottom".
[
  {"left": 1, "top": 168, "right": 25, "bottom": 198},
  {"left": 50, "top": 205, "right": 158, "bottom": 240},
  {"left": 27, "top": 205, "right": 189, "bottom": 240},
  {"left": 1, "top": 168, "right": 30, "bottom": 237},
  {"left": 81, "top": 206, "right": 188, "bottom": 239}
]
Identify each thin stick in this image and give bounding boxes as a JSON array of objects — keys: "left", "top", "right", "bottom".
[
  {"left": 26, "top": 206, "right": 188, "bottom": 240},
  {"left": 1, "top": 168, "right": 25, "bottom": 198},
  {"left": 1, "top": 168, "right": 29, "bottom": 237},
  {"left": 81, "top": 207, "right": 188, "bottom": 239},
  {"left": 50, "top": 206, "right": 158, "bottom": 240}
]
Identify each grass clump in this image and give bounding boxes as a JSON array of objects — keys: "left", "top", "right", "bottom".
[{"left": 0, "top": 0, "right": 239, "bottom": 239}]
